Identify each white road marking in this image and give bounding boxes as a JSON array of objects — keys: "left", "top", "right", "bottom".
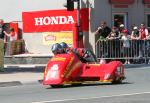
[{"left": 32, "top": 91, "right": 150, "bottom": 103}]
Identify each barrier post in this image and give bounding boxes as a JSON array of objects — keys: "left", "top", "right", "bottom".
[
  {"left": 72, "top": 23, "right": 84, "bottom": 48},
  {"left": 0, "top": 39, "right": 4, "bottom": 71},
  {"left": 72, "top": 23, "right": 78, "bottom": 48}
]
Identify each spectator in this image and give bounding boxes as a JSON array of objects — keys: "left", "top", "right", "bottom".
[
  {"left": 94, "top": 21, "right": 111, "bottom": 40},
  {"left": 146, "top": 28, "right": 150, "bottom": 39},
  {"left": 118, "top": 24, "right": 129, "bottom": 39},
  {"left": 138, "top": 23, "right": 149, "bottom": 58},
  {"left": 121, "top": 29, "right": 130, "bottom": 64},
  {"left": 0, "top": 19, "right": 4, "bottom": 39},
  {"left": 3, "top": 28, "right": 17, "bottom": 55},
  {"left": 106, "top": 26, "right": 120, "bottom": 58},
  {"left": 130, "top": 26, "right": 140, "bottom": 58},
  {"left": 145, "top": 28, "right": 150, "bottom": 62},
  {"left": 138, "top": 23, "right": 148, "bottom": 40},
  {"left": 94, "top": 21, "right": 111, "bottom": 59},
  {"left": 106, "top": 26, "right": 119, "bottom": 40},
  {"left": 3, "top": 28, "right": 17, "bottom": 42},
  {"left": 131, "top": 26, "right": 139, "bottom": 40}
]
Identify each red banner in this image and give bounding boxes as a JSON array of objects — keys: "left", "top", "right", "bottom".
[{"left": 22, "top": 8, "right": 89, "bottom": 33}]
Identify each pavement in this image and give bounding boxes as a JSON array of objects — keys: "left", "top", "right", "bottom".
[
  {"left": 0, "top": 64, "right": 150, "bottom": 87},
  {"left": 0, "top": 66, "right": 44, "bottom": 87}
]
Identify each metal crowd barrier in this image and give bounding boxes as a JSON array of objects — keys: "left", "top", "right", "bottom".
[{"left": 95, "top": 39, "right": 150, "bottom": 64}]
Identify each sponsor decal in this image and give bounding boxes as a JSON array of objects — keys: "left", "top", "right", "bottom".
[
  {"left": 44, "top": 35, "right": 56, "bottom": 41},
  {"left": 63, "top": 57, "right": 74, "bottom": 77},
  {"left": 46, "top": 64, "right": 59, "bottom": 80},
  {"left": 51, "top": 57, "right": 66, "bottom": 61},
  {"left": 22, "top": 8, "right": 89, "bottom": 32},
  {"left": 35, "top": 16, "right": 74, "bottom": 26},
  {"left": 65, "top": 61, "right": 82, "bottom": 78},
  {"left": 43, "top": 32, "right": 73, "bottom": 45}
]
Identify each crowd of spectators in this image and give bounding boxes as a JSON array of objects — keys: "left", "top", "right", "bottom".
[{"left": 94, "top": 21, "right": 150, "bottom": 64}]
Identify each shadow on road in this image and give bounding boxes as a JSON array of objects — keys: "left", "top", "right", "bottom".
[{"left": 46, "top": 82, "right": 133, "bottom": 89}]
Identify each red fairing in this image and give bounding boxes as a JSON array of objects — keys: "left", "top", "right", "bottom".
[
  {"left": 79, "top": 61, "right": 124, "bottom": 81},
  {"left": 43, "top": 52, "right": 83, "bottom": 85}
]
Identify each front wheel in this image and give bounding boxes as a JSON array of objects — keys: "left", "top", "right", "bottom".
[{"left": 112, "top": 77, "right": 123, "bottom": 84}]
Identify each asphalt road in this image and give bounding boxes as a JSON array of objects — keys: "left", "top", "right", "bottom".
[{"left": 0, "top": 66, "right": 150, "bottom": 103}]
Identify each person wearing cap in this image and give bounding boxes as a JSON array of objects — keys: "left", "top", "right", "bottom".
[
  {"left": 119, "top": 24, "right": 125, "bottom": 32},
  {"left": 131, "top": 26, "right": 139, "bottom": 40},
  {"left": 121, "top": 29, "right": 131, "bottom": 64},
  {"left": 118, "top": 24, "right": 129, "bottom": 39}
]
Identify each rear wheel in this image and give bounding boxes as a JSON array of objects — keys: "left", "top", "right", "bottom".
[
  {"left": 71, "top": 83, "right": 82, "bottom": 86},
  {"left": 50, "top": 85, "right": 63, "bottom": 88}
]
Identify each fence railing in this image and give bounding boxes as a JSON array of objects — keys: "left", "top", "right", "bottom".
[{"left": 95, "top": 39, "right": 150, "bottom": 64}]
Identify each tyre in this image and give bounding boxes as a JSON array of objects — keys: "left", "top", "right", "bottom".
[
  {"left": 112, "top": 77, "right": 123, "bottom": 84},
  {"left": 50, "top": 85, "right": 63, "bottom": 88},
  {"left": 71, "top": 83, "right": 82, "bottom": 86}
]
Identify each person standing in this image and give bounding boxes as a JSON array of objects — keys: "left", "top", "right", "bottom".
[
  {"left": 121, "top": 29, "right": 131, "bottom": 64},
  {"left": 130, "top": 26, "right": 140, "bottom": 58},
  {"left": 3, "top": 28, "right": 17, "bottom": 55},
  {"left": 94, "top": 21, "right": 111, "bottom": 59},
  {"left": 138, "top": 23, "right": 149, "bottom": 58},
  {"left": 118, "top": 24, "right": 129, "bottom": 39},
  {"left": 0, "top": 19, "right": 4, "bottom": 71},
  {"left": 94, "top": 21, "right": 111, "bottom": 40},
  {"left": 0, "top": 19, "right": 4, "bottom": 39},
  {"left": 139, "top": 23, "right": 149, "bottom": 40}
]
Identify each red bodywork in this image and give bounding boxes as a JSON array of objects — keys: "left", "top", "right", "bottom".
[{"left": 43, "top": 49, "right": 125, "bottom": 87}]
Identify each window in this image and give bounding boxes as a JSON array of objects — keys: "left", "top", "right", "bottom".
[
  {"left": 112, "top": 13, "right": 127, "bottom": 28},
  {"left": 147, "top": 14, "right": 150, "bottom": 27}
]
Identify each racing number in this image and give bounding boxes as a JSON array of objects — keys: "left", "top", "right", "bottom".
[{"left": 46, "top": 64, "right": 59, "bottom": 80}]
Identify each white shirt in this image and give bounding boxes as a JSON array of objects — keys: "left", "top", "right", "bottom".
[{"left": 121, "top": 35, "right": 130, "bottom": 48}]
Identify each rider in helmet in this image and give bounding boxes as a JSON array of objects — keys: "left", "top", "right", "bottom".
[
  {"left": 60, "top": 42, "right": 70, "bottom": 53},
  {"left": 51, "top": 43, "right": 63, "bottom": 55},
  {"left": 75, "top": 48, "right": 97, "bottom": 63}
]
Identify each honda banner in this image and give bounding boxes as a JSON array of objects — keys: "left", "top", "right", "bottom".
[{"left": 22, "top": 8, "right": 89, "bottom": 33}]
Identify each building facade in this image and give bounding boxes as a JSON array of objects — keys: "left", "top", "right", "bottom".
[{"left": 1, "top": 0, "right": 150, "bottom": 55}]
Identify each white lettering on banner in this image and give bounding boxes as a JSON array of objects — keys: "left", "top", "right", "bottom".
[
  {"left": 51, "top": 17, "right": 59, "bottom": 24},
  {"left": 35, "top": 17, "right": 43, "bottom": 25},
  {"left": 43, "top": 17, "right": 51, "bottom": 25},
  {"left": 34, "top": 16, "right": 74, "bottom": 26}
]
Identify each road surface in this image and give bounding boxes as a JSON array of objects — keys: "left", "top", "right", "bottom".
[{"left": 0, "top": 66, "right": 150, "bottom": 103}]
